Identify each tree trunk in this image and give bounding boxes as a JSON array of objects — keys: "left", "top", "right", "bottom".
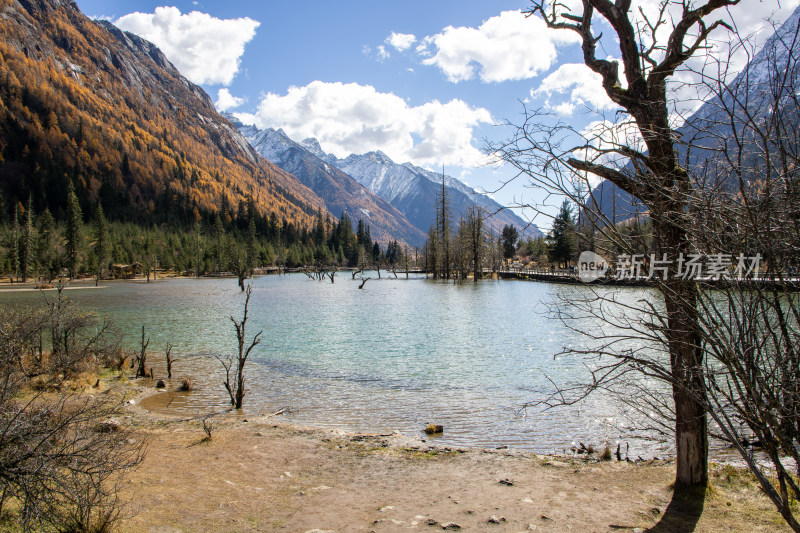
[
  {"left": 658, "top": 217, "right": 708, "bottom": 488},
  {"left": 235, "top": 370, "right": 244, "bottom": 409}
]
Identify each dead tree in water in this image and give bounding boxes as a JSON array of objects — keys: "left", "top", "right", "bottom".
[
  {"left": 135, "top": 325, "right": 149, "bottom": 378},
  {"left": 164, "top": 342, "right": 176, "bottom": 379},
  {"left": 216, "top": 285, "right": 262, "bottom": 409},
  {"left": 358, "top": 277, "right": 370, "bottom": 289}
]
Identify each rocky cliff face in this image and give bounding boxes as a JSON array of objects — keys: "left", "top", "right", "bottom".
[{"left": 0, "top": 0, "right": 325, "bottom": 225}]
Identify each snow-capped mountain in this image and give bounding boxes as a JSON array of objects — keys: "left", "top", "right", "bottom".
[
  {"left": 231, "top": 117, "right": 426, "bottom": 245},
  {"left": 234, "top": 121, "right": 541, "bottom": 240},
  {"left": 316, "top": 145, "right": 541, "bottom": 238}
]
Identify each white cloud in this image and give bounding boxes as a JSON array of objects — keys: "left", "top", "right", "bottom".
[
  {"left": 532, "top": 63, "right": 617, "bottom": 115},
  {"left": 377, "top": 45, "right": 390, "bottom": 61},
  {"left": 573, "top": 118, "right": 645, "bottom": 188},
  {"left": 241, "top": 81, "right": 493, "bottom": 168},
  {"left": 215, "top": 88, "right": 246, "bottom": 112},
  {"left": 516, "top": 0, "right": 800, "bottom": 120},
  {"left": 115, "top": 6, "right": 259, "bottom": 86},
  {"left": 386, "top": 31, "right": 417, "bottom": 51},
  {"left": 418, "top": 10, "right": 577, "bottom": 83}
]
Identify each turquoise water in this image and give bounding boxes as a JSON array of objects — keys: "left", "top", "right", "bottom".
[{"left": 0, "top": 274, "right": 665, "bottom": 455}]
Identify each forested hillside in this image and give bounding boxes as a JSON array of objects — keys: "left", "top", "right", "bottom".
[{"left": 0, "top": 0, "right": 325, "bottom": 229}]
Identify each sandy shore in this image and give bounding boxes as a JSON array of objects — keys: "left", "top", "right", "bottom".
[{"left": 97, "top": 379, "right": 789, "bottom": 533}]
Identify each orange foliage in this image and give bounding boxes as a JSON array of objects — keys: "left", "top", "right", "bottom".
[{"left": 0, "top": 0, "right": 326, "bottom": 227}]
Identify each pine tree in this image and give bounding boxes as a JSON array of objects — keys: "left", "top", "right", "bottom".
[
  {"left": 36, "top": 209, "right": 56, "bottom": 280},
  {"left": 65, "top": 182, "right": 83, "bottom": 278},
  {"left": 214, "top": 213, "right": 225, "bottom": 275},
  {"left": 501, "top": 225, "right": 519, "bottom": 262},
  {"left": 20, "top": 196, "right": 34, "bottom": 282},
  {"left": 465, "top": 206, "right": 485, "bottom": 282},
  {"left": 11, "top": 204, "right": 20, "bottom": 283},
  {"left": 246, "top": 216, "right": 257, "bottom": 274},
  {"left": 314, "top": 210, "right": 326, "bottom": 246},
  {"left": 93, "top": 203, "right": 108, "bottom": 285},
  {"left": 548, "top": 199, "right": 577, "bottom": 269}
]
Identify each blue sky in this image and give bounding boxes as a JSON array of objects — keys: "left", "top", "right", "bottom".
[{"left": 75, "top": 0, "right": 800, "bottom": 231}]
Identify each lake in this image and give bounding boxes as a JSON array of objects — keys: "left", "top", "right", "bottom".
[{"left": 0, "top": 274, "right": 669, "bottom": 456}]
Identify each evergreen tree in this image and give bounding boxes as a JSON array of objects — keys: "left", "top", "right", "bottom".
[
  {"left": 65, "top": 182, "right": 83, "bottom": 278},
  {"left": 548, "top": 199, "right": 577, "bottom": 268},
  {"left": 314, "top": 210, "right": 326, "bottom": 246},
  {"left": 20, "top": 196, "right": 34, "bottom": 282},
  {"left": 246, "top": 217, "right": 257, "bottom": 273},
  {"left": 11, "top": 204, "right": 20, "bottom": 282},
  {"left": 364, "top": 225, "right": 372, "bottom": 254},
  {"left": 214, "top": 212, "right": 225, "bottom": 275},
  {"left": 426, "top": 225, "right": 439, "bottom": 278},
  {"left": 36, "top": 209, "right": 57, "bottom": 280},
  {"left": 501, "top": 224, "right": 519, "bottom": 261},
  {"left": 93, "top": 203, "right": 109, "bottom": 285},
  {"left": 192, "top": 220, "right": 203, "bottom": 277}
]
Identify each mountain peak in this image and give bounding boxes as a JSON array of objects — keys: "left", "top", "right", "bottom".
[
  {"left": 234, "top": 122, "right": 427, "bottom": 245},
  {"left": 365, "top": 150, "right": 393, "bottom": 164},
  {"left": 300, "top": 137, "right": 325, "bottom": 157}
]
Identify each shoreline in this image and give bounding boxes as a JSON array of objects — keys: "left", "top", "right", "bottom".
[{"left": 107, "top": 378, "right": 789, "bottom": 532}]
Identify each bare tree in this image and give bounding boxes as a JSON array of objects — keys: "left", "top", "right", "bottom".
[
  {"left": 465, "top": 206, "right": 486, "bottom": 282},
  {"left": 436, "top": 171, "right": 452, "bottom": 279},
  {"left": 491, "top": 0, "right": 745, "bottom": 491},
  {"left": 135, "top": 325, "right": 149, "bottom": 379},
  {"left": 165, "top": 342, "right": 176, "bottom": 379},
  {"left": 216, "top": 285, "right": 262, "bottom": 409},
  {"left": 681, "top": 18, "right": 800, "bottom": 528},
  {"left": 43, "top": 282, "right": 112, "bottom": 377},
  {"left": 0, "top": 294, "right": 144, "bottom": 531}
]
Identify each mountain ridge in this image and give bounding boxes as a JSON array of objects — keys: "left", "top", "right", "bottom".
[
  {"left": 235, "top": 120, "right": 542, "bottom": 239},
  {"left": 231, "top": 117, "right": 426, "bottom": 246}
]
